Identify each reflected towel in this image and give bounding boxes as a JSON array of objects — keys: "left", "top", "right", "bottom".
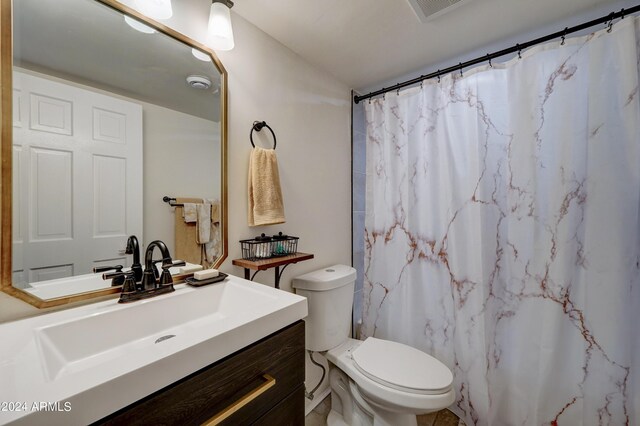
[
  {"left": 174, "top": 197, "right": 203, "bottom": 266},
  {"left": 182, "top": 203, "right": 197, "bottom": 223},
  {"left": 196, "top": 202, "right": 211, "bottom": 244},
  {"left": 203, "top": 199, "right": 221, "bottom": 267},
  {"left": 248, "top": 147, "right": 286, "bottom": 226}
]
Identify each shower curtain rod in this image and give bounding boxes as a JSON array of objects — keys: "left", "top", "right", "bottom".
[{"left": 353, "top": 4, "right": 640, "bottom": 104}]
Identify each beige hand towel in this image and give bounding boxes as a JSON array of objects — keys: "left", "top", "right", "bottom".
[{"left": 248, "top": 147, "right": 286, "bottom": 226}]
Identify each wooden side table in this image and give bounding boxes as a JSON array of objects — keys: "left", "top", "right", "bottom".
[{"left": 232, "top": 253, "right": 314, "bottom": 289}]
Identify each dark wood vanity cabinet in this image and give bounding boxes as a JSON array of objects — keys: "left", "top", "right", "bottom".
[{"left": 95, "top": 321, "right": 305, "bottom": 426}]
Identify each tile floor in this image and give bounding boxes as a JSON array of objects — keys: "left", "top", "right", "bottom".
[{"left": 305, "top": 395, "right": 464, "bottom": 426}]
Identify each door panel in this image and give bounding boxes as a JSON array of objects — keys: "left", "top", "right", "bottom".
[{"left": 13, "top": 70, "right": 143, "bottom": 285}]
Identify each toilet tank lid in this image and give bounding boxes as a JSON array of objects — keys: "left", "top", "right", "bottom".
[{"left": 292, "top": 264, "right": 356, "bottom": 291}]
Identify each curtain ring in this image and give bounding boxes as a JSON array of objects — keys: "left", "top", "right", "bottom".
[
  {"left": 368, "top": 98, "right": 372, "bottom": 105},
  {"left": 383, "top": 93, "right": 386, "bottom": 101},
  {"left": 420, "top": 80, "right": 424, "bottom": 90},
  {"left": 516, "top": 44, "right": 522, "bottom": 59},
  {"left": 561, "top": 27, "right": 568, "bottom": 45},
  {"left": 397, "top": 87, "right": 401, "bottom": 96},
  {"left": 487, "top": 54, "right": 492, "bottom": 68},
  {"left": 459, "top": 63, "right": 463, "bottom": 77},
  {"left": 620, "top": 8, "right": 625, "bottom": 19},
  {"left": 606, "top": 12, "right": 614, "bottom": 33},
  {"left": 437, "top": 70, "right": 441, "bottom": 83}
]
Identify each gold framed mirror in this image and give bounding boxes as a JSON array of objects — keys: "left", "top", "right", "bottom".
[{"left": 0, "top": 0, "right": 228, "bottom": 308}]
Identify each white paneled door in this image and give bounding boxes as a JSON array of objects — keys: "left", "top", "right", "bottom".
[{"left": 12, "top": 70, "right": 143, "bottom": 286}]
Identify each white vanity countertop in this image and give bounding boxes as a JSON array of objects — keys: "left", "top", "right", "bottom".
[{"left": 0, "top": 274, "right": 308, "bottom": 425}]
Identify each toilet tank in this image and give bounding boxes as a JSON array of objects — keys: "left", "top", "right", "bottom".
[{"left": 292, "top": 265, "right": 356, "bottom": 352}]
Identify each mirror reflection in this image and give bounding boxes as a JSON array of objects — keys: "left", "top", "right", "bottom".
[{"left": 10, "top": 0, "right": 225, "bottom": 302}]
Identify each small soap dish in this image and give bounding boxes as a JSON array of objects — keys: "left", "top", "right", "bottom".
[{"left": 185, "top": 272, "right": 228, "bottom": 287}]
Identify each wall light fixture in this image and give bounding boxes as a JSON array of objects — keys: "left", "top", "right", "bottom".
[{"left": 208, "top": 0, "right": 235, "bottom": 51}]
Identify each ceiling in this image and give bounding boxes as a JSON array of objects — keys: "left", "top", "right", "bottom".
[
  {"left": 14, "top": 0, "right": 221, "bottom": 121},
  {"left": 233, "top": 0, "right": 629, "bottom": 90}
]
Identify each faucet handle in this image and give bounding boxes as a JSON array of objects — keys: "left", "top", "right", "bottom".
[
  {"left": 93, "top": 265, "right": 123, "bottom": 274},
  {"left": 158, "top": 261, "right": 185, "bottom": 286},
  {"left": 164, "top": 260, "right": 186, "bottom": 269},
  {"left": 120, "top": 271, "right": 137, "bottom": 294},
  {"left": 101, "top": 269, "right": 126, "bottom": 287}
]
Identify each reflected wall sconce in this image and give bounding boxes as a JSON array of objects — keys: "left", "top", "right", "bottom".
[
  {"left": 192, "top": 48, "right": 213, "bottom": 62},
  {"left": 208, "top": 0, "right": 235, "bottom": 51},
  {"left": 124, "top": 16, "right": 156, "bottom": 34},
  {"left": 124, "top": 0, "right": 173, "bottom": 33},
  {"left": 133, "top": 0, "right": 173, "bottom": 20}
]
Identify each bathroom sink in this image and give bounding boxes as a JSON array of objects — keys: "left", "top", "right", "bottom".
[
  {"left": 0, "top": 275, "right": 307, "bottom": 426},
  {"left": 36, "top": 281, "right": 272, "bottom": 380}
]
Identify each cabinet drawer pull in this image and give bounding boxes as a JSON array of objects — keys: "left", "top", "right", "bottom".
[{"left": 202, "top": 374, "right": 276, "bottom": 425}]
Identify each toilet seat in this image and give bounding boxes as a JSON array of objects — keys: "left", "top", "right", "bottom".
[{"left": 351, "top": 337, "right": 453, "bottom": 395}]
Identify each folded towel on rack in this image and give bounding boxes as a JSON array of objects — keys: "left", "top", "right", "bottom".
[
  {"left": 173, "top": 197, "right": 222, "bottom": 268},
  {"left": 248, "top": 147, "right": 286, "bottom": 226},
  {"left": 182, "top": 203, "right": 197, "bottom": 223}
]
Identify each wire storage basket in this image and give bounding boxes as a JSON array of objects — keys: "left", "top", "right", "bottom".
[
  {"left": 271, "top": 232, "right": 298, "bottom": 257},
  {"left": 240, "top": 232, "right": 299, "bottom": 261}
]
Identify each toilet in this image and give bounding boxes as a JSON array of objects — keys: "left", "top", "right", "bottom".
[{"left": 292, "top": 265, "right": 455, "bottom": 426}]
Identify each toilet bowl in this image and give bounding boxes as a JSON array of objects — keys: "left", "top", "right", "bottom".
[
  {"left": 292, "top": 265, "right": 455, "bottom": 426},
  {"left": 326, "top": 338, "right": 454, "bottom": 426}
]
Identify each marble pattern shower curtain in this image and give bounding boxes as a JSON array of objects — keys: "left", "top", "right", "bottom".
[{"left": 363, "top": 18, "right": 640, "bottom": 425}]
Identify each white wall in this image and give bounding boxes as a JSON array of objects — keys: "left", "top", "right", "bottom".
[
  {"left": 142, "top": 103, "right": 220, "bottom": 253},
  {"left": 215, "top": 18, "right": 352, "bottom": 284},
  {"left": 215, "top": 14, "right": 352, "bottom": 409}
]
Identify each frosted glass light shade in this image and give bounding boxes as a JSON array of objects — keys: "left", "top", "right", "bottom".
[
  {"left": 207, "top": 2, "right": 235, "bottom": 51},
  {"left": 134, "top": 0, "right": 173, "bottom": 20},
  {"left": 124, "top": 16, "right": 156, "bottom": 34}
]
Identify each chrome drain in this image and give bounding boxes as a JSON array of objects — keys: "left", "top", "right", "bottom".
[{"left": 155, "top": 335, "right": 176, "bottom": 344}]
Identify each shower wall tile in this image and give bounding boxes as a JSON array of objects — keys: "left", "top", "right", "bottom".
[
  {"left": 353, "top": 211, "right": 365, "bottom": 253},
  {"left": 353, "top": 131, "right": 366, "bottom": 174},
  {"left": 352, "top": 99, "right": 366, "bottom": 334},
  {"left": 352, "top": 289, "right": 363, "bottom": 337},
  {"left": 353, "top": 102, "right": 366, "bottom": 134},
  {"left": 353, "top": 172, "right": 366, "bottom": 211},
  {"left": 354, "top": 250, "right": 364, "bottom": 292}
]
